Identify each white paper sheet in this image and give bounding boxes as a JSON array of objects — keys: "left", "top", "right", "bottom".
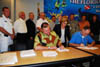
[
  {"left": 42, "top": 51, "right": 58, "bottom": 57},
  {"left": 77, "top": 47, "right": 98, "bottom": 50},
  {"left": 20, "top": 49, "right": 36, "bottom": 57},
  {"left": 56, "top": 48, "right": 69, "bottom": 52},
  {"left": 0, "top": 53, "right": 18, "bottom": 65}
]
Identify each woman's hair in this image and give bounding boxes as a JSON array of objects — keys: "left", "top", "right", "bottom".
[{"left": 61, "top": 16, "right": 68, "bottom": 23}]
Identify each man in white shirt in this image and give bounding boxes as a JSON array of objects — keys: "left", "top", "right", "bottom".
[
  {"left": 14, "top": 11, "right": 27, "bottom": 50},
  {"left": 0, "top": 7, "right": 14, "bottom": 52},
  {"left": 36, "top": 12, "right": 48, "bottom": 32}
]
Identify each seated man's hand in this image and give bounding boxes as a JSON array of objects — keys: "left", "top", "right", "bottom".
[
  {"left": 87, "top": 44, "right": 93, "bottom": 47},
  {"left": 59, "top": 45, "right": 64, "bottom": 49},
  {"left": 80, "top": 43, "right": 85, "bottom": 47},
  {"left": 49, "top": 46, "right": 57, "bottom": 49}
]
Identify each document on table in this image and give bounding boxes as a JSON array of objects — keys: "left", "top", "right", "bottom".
[
  {"left": 77, "top": 47, "right": 98, "bottom": 50},
  {"left": 56, "top": 48, "right": 69, "bottom": 52},
  {"left": 42, "top": 51, "right": 58, "bottom": 57},
  {"left": 0, "top": 52, "right": 18, "bottom": 65},
  {"left": 20, "top": 49, "right": 36, "bottom": 57}
]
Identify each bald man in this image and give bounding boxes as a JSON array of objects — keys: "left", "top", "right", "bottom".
[
  {"left": 14, "top": 11, "right": 28, "bottom": 50},
  {"left": 36, "top": 12, "right": 48, "bottom": 32}
]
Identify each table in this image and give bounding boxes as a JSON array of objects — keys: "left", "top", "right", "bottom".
[
  {"left": 75, "top": 45, "right": 100, "bottom": 56},
  {"left": 0, "top": 47, "right": 93, "bottom": 67},
  {"left": 73, "top": 44, "right": 100, "bottom": 67}
]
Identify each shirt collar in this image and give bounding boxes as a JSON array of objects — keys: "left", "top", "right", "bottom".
[
  {"left": 41, "top": 31, "right": 51, "bottom": 37},
  {"left": 40, "top": 18, "right": 45, "bottom": 21},
  {"left": 19, "top": 18, "right": 25, "bottom": 22},
  {"left": 2, "top": 14, "right": 10, "bottom": 22},
  {"left": 79, "top": 31, "right": 86, "bottom": 38},
  {"left": 29, "top": 19, "right": 34, "bottom": 22}
]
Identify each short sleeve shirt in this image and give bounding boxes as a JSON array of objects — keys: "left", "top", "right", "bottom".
[
  {"left": 0, "top": 15, "right": 13, "bottom": 36},
  {"left": 36, "top": 18, "right": 48, "bottom": 28},
  {"left": 34, "top": 31, "right": 60, "bottom": 48},
  {"left": 14, "top": 18, "right": 27, "bottom": 34},
  {"left": 69, "top": 32, "right": 94, "bottom": 46}
]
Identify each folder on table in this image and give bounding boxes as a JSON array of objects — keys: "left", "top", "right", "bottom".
[
  {"left": 42, "top": 51, "right": 58, "bottom": 57},
  {"left": 0, "top": 53, "right": 18, "bottom": 65},
  {"left": 20, "top": 50, "right": 36, "bottom": 57}
]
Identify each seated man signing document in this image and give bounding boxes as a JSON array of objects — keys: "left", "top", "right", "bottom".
[
  {"left": 34, "top": 22, "right": 64, "bottom": 50},
  {"left": 69, "top": 26, "right": 95, "bottom": 47}
]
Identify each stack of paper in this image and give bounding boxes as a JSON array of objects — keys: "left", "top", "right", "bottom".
[
  {"left": 57, "top": 48, "right": 69, "bottom": 52},
  {"left": 42, "top": 51, "right": 58, "bottom": 57},
  {"left": 77, "top": 47, "right": 98, "bottom": 50},
  {"left": 0, "top": 53, "right": 18, "bottom": 65},
  {"left": 20, "top": 50, "right": 36, "bottom": 57}
]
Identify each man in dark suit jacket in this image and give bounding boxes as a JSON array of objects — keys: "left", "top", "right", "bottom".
[{"left": 26, "top": 12, "right": 36, "bottom": 49}]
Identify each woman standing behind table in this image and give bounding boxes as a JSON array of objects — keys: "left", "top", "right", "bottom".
[{"left": 53, "top": 16, "right": 70, "bottom": 47}]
